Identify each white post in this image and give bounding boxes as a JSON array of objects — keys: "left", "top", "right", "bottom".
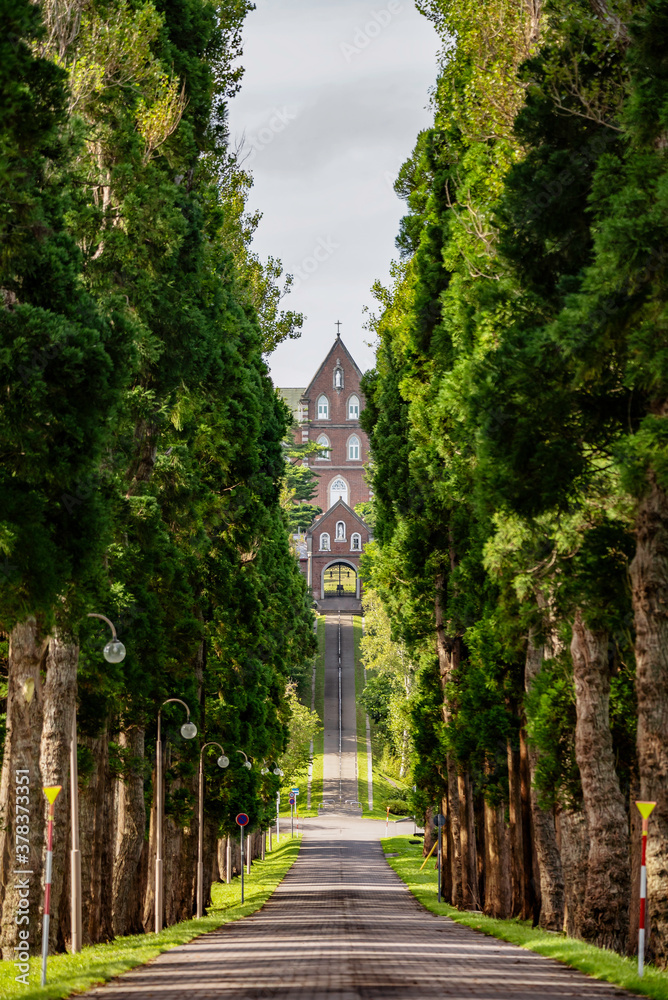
[
  {"left": 41, "top": 787, "right": 61, "bottom": 986},
  {"left": 225, "top": 836, "right": 231, "bottom": 884},
  {"left": 636, "top": 801, "right": 656, "bottom": 976}
]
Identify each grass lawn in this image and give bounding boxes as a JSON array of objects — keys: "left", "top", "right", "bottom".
[
  {"left": 0, "top": 835, "right": 302, "bottom": 1000},
  {"left": 382, "top": 833, "right": 668, "bottom": 999}
]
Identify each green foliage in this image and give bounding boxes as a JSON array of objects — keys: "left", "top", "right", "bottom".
[
  {"left": 278, "top": 683, "right": 322, "bottom": 787},
  {"left": 354, "top": 500, "right": 376, "bottom": 528},
  {"left": 360, "top": 0, "right": 651, "bottom": 871},
  {"left": 0, "top": 0, "right": 316, "bottom": 858}
]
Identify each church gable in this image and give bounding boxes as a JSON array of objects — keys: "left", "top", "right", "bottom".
[
  {"left": 302, "top": 334, "right": 362, "bottom": 402},
  {"left": 279, "top": 328, "right": 372, "bottom": 514}
]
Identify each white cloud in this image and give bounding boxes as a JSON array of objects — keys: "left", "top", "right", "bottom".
[{"left": 227, "top": 0, "right": 439, "bottom": 385}]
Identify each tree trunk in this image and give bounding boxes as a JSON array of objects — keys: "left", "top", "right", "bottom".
[
  {"left": 435, "top": 581, "right": 463, "bottom": 907},
  {"left": 525, "top": 632, "right": 565, "bottom": 930},
  {"left": 557, "top": 807, "right": 589, "bottom": 937},
  {"left": 458, "top": 772, "right": 471, "bottom": 907},
  {"left": 474, "top": 789, "right": 486, "bottom": 912},
  {"left": 423, "top": 805, "right": 435, "bottom": 856},
  {"left": 80, "top": 731, "right": 114, "bottom": 945},
  {"left": 499, "top": 803, "right": 513, "bottom": 917},
  {"left": 628, "top": 773, "right": 641, "bottom": 956},
  {"left": 571, "top": 611, "right": 630, "bottom": 949},
  {"left": 458, "top": 771, "right": 478, "bottom": 909},
  {"left": 39, "top": 633, "right": 78, "bottom": 951},
  {"left": 483, "top": 800, "right": 502, "bottom": 917},
  {"left": 440, "top": 794, "right": 452, "bottom": 904},
  {"left": 519, "top": 724, "right": 538, "bottom": 922},
  {"left": 0, "top": 620, "right": 46, "bottom": 957},
  {"left": 630, "top": 476, "right": 668, "bottom": 967},
  {"left": 446, "top": 757, "right": 462, "bottom": 906},
  {"left": 112, "top": 725, "right": 146, "bottom": 936},
  {"left": 507, "top": 736, "right": 524, "bottom": 917}
]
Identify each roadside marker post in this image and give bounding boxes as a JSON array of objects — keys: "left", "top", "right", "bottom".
[
  {"left": 276, "top": 791, "right": 280, "bottom": 845},
  {"left": 41, "top": 786, "right": 62, "bottom": 986},
  {"left": 236, "top": 813, "right": 249, "bottom": 903},
  {"left": 292, "top": 788, "right": 299, "bottom": 836},
  {"left": 636, "top": 801, "right": 656, "bottom": 976},
  {"left": 289, "top": 794, "right": 295, "bottom": 838},
  {"left": 386, "top": 805, "right": 390, "bottom": 838}
]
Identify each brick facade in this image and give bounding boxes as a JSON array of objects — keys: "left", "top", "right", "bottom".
[
  {"left": 280, "top": 334, "right": 373, "bottom": 608},
  {"left": 304, "top": 500, "right": 372, "bottom": 601},
  {"left": 286, "top": 334, "right": 371, "bottom": 513}
]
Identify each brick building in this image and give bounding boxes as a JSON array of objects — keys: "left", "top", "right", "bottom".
[
  {"left": 303, "top": 500, "right": 372, "bottom": 602},
  {"left": 279, "top": 330, "right": 373, "bottom": 609},
  {"left": 279, "top": 331, "right": 371, "bottom": 513}
]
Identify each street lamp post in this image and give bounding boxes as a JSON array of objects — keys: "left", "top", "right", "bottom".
[
  {"left": 155, "top": 698, "right": 197, "bottom": 933},
  {"left": 260, "top": 761, "right": 283, "bottom": 849},
  {"left": 197, "top": 742, "right": 229, "bottom": 918},
  {"left": 67, "top": 614, "right": 127, "bottom": 954}
]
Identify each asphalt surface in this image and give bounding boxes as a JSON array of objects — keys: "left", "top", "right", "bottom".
[
  {"left": 83, "top": 614, "right": 637, "bottom": 999},
  {"left": 322, "top": 613, "right": 358, "bottom": 805}
]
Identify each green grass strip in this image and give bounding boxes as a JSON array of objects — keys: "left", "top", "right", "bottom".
[
  {"left": 0, "top": 835, "right": 302, "bottom": 1000},
  {"left": 310, "top": 614, "right": 326, "bottom": 811},
  {"left": 352, "top": 616, "right": 369, "bottom": 809},
  {"left": 382, "top": 833, "right": 668, "bottom": 999}
]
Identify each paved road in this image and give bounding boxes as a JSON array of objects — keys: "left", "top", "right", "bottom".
[
  {"left": 322, "top": 614, "right": 357, "bottom": 804},
  {"left": 87, "top": 816, "right": 635, "bottom": 999},
  {"left": 84, "top": 613, "right": 637, "bottom": 999}
]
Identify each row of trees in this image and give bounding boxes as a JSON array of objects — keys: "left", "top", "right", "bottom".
[
  {"left": 361, "top": 0, "right": 668, "bottom": 965},
  {"left": 0, "top": 0, "right": 314, "bottom": 957}
]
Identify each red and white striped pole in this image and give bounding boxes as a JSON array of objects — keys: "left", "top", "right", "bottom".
[
  {"left": 636, "top": 800, "right": 656, "bottom": 977},
  {"left": 41, "top": 786, "right": 62, "bottom": 987}
]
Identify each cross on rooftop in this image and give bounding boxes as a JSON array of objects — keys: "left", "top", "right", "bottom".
[{"left": 335, "top": 320, "right": 342, "bottom": 336}]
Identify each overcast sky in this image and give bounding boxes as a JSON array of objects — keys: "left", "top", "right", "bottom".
[{"left": 227, "top": 0, "right": 439, "bottom": 388}]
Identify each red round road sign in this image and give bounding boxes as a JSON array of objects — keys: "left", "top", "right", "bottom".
[
  {"left": 236, "top": 813, "right": 249, "bottom": 827},
  {"left": 288, "top": 795, "right": 295, "bottom": 805}
]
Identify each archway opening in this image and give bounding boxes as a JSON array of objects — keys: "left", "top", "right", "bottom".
[{"left": 323, "top": 562, "right": 358, "bottom": 598}]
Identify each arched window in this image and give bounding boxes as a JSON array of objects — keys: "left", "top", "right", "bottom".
[
  {"left": 348, "top": 394, "right": 360, "bottom": 419},
  {"left": 351, "top": 533, "right": 361, "bottom": 551},
  {"left": 335, "top": 521, "right": 346, "bottom": 541},
  {"left": 348, "top": 435, "right": 360, "bottom": 461},
  {"left": 320, "top": 533, "right": 330, "bottom": 551},
  {"left": 316, "top": 433, "right": 331, "bottom": 459},
  {"left": 317, "top": 394, "right": 329, "bottom": 419},
  {"left": 329, "top": 477, "right": 348, "bottom": 506}
]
